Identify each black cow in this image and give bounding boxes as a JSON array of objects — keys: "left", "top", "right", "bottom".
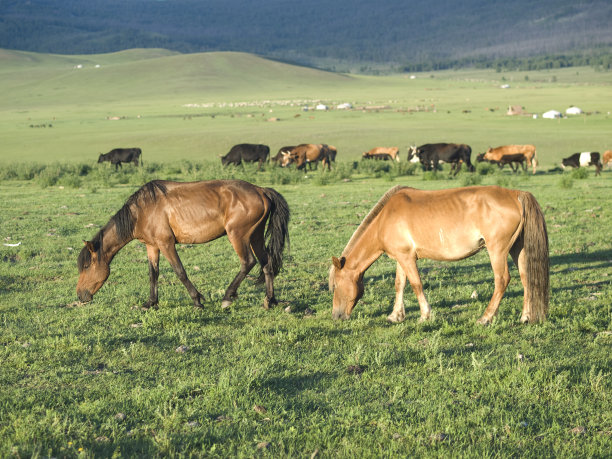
[
  {"left": 476, "top": 153, "right": 527, "bottom": 173},
  {"left": 413, "top": 143, "right": 474, "bottom": 175},
  {"left": 221, "top": 143, "right": 270, "bottom": 170},
  {"left": 561, "top": 152, "right": 602, "bottom": 176},
  {"left": 98, "top": 148, "right": 142, "bottom": 170}
]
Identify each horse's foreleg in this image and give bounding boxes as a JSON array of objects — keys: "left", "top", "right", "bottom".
[
  {"left": 397, "top": 254, "right": 431, "bottom": 321},
  {"left": 387, "top": 262, "right": 406, "bottom": 323},
  {"left": 143, "top": 245, "right": 160, "bottom": 310},
  {"left": 159, "top": 243, "right": 204, "bottom": 308},
  {"left": 221, "top": 234, "right": 257, "bottom": 309},
  {"left": 478, "top": 249, "right": 511, "bottom": 325}
]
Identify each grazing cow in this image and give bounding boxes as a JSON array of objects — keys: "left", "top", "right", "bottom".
[
  {"left": 324, "top": 145, "right": 338, "bottom": 163},
  {"left": 363, "top": 152, "right": 392, "bottom": 161},
  {"left": 476, "top": 153, "right": 527, "bottom": 173},
  {"left": 98, "top": 148, "right": 142, "bottom": 170},
  {"left": 410, "top": 143, "right": 474, "bottom": 175},
  {"left": 603, "top": 150, "right": 612, "bottom": 168},
  {"left": 481, "top": 145, "right": 537, "bottom": 174},
  {"left": 270, "top": 146, "right": 296, "bottom": 165},
  {"left": 221, "top": 144, "right": 270, "bottom": 170},
  {"left": 363, "top": 147, "right": 400, "bottom": 162},
  {"left": 561, "top": 152, "right": 602, "bottom": 175},
  {"left": 280, "top": 144, "right": 332, "bottom": 170}
]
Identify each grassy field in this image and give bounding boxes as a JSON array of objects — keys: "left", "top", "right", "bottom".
[
  {"left": 0, "top": 49, "right": 611, "bottom": 168},
  {"left": 0, "top": 163, "right": 611, "bottom": 457},
  {"left": 0, "top": 49, "right": 611, "bottom": 457}
]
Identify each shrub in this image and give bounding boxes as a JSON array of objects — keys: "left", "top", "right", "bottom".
[
  {"left": 559, "top": 174, "right": 574, "bottom": 189},
  {"left": 571, "top": 167, "right": 589, "bottom": 179},
  {"left": 475, "top": 162, "right": 497, "bottom": 176},
  {"left": 461, "top": 173, "right": 483, "bottom": 186}
]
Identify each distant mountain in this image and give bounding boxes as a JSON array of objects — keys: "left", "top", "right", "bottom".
[{"left": 1, "top": 0, "right": 611, "bottom": 70}]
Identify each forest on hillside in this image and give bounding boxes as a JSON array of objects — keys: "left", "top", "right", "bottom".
[{"left": 1, "top": 0, "right": 611, "bottom": 71}]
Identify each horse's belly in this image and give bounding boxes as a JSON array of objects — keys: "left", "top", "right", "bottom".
[
  {"left": 170, "top": 215, "right": 226, "bottom": 244},
  {"left": 412, "top": 228, "right": 484, "bottom": 261}
]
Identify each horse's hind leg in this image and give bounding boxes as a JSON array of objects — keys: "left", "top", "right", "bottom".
[
  {"left": 477, "top": 249, "right": 511, "bottom": 325},
  {"left": 221, "top": 232, "right": 257, "bottom": 309},
  {"left": 159, "top": 242, "right": 204, "bottom": 308},
  {"left": 250, "top": 225, "right": 277, "bottom": 310},
  {"left": 387, "top": 262, "right": 406, "bottom": 323},
  {"left": 510, "top": 236, "right": 531, "bottom": 323}
]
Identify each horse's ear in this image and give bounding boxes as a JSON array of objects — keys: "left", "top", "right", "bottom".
[
  {"left": 83, "top": 240, "right": 95, "bottom": 253},
  {"left": 332, "top": 256, "right": 345, "bottom": 270}
]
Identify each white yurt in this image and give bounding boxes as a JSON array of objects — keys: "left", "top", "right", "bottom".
[
  {"left": 565, "top": 106, "right": 583, "bottom": 115},
  {"left": 542, "top": 110, "right": 562, "bottom": 119}
]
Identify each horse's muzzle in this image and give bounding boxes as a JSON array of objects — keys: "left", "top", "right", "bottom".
[{"left": 77, "top": 289, "right": 93, "bottom": 303}]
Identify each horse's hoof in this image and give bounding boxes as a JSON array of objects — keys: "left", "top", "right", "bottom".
[
  {"left": 140, "top": 302, "right": 158, "bottom": 311},
  {"left": 476, "top": 317, "right": 491, "bottom": 326},
  {"left": 221, "top": 300, "right": 232, "bottom": 309},
  {"left": 263, "top": 297, "right": 277, "bottom": 310},
  {"left": 386, "top": 314, "right": 405, "bottom": 324},
  {"left": 520, "top": 315, "right": 530, "bottom": 324}
]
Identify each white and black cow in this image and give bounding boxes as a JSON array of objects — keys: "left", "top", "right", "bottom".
[
  {"left": 561, "top": 152, "right": 602, "bottom": 176},
  {"left": 221, "top": 143, "right": 270, "bottom": 170},
  {"left": 407, "top": 143, "right": 474, "bottom": 175}
]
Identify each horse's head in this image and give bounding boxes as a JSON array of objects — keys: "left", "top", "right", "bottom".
[
  {"left": 329, "top": 256, "right": 364, "bottom": 320},
  {"left": 76, "top": 240, "right": 110, "bottom": 302},
  {"left": 476, "top": 153, "right": 485, "bottom": 162}
]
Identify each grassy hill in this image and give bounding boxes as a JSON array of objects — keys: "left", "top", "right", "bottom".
[{"left": 0, "top": 49, "right": 611, "bottom": 167}]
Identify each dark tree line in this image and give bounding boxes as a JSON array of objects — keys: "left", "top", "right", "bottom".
[{"left": 1, "top": 0, "right": 611, "bottom": 71}]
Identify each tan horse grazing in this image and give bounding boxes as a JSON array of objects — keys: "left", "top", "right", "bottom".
[
  {"left": 77, "top": 180, "right": 290, "bottom": 310},
  {"left": 329, "top": 185, "right": 549, "bottom": 325}
]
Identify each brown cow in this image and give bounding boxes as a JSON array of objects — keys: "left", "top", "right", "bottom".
[
  {"left": 482, "top": 145, "right": 538, "bottom": 174},
  {"left": 363, "top": 147, "right": 400, "bottom": 162},
  {"left": 280, "top": 144, "right": 332, "bottom": 170},
  {"left": 603, "top": 150, "right": 612, "bottom": 169},
  {"left": 271, "top": 146, "right": 296, "bottom": 165}
]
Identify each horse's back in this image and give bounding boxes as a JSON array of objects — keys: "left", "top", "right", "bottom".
[
  {"left": 135, "top": 180, "right": 269, "bottom": 244},
  {"left": 380, "top": 186, "right": 523, "bottom": 260}
]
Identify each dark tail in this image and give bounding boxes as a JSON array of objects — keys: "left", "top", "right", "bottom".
[
  {"left": 519, "top": 191, "right": 549, "bottom": 322},
  {"left": 259, "top": 188, "right": 290, "bottom": 281}
]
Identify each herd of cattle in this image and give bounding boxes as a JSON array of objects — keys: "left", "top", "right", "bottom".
[{"left": 98, "top": 144, "right": 612, "bottom": 175}]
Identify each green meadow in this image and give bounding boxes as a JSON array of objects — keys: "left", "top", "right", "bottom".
[
  {"left": 0, "top": 48, "right": 611, "bottom": 166},
  {"left": 0, "top": 49, "right": 611, "bottom": 457}
]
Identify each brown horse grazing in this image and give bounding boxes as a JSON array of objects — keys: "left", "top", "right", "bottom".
[
  {"left": 329, "top": 185, "right": 549, "bottom": 325},
  {"left": 77, "top": 180, "right": 290, "bottom": 310}
]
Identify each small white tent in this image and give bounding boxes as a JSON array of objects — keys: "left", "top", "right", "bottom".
[
  {"left": 565, "top": 106, "right": 583, "bottom": 115},
  {"left": 542, "top": 110, "right": 562, "bottom": 119}
]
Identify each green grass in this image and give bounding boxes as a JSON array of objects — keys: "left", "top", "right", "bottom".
[
  {"left": 0, "top": 166, "right": 610, "bottom": 457},
  {"left": 0, "top": 49, "right": 610, "bottom": 457},
  {"left": 0, "top": 49, "right": 611, "bottom": 168}
]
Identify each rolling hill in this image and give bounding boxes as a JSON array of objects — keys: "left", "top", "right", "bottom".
[{"left": 1, "top": 0, "right": 611, "bottom": 71}]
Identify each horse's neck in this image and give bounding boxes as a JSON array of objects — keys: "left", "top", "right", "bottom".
[
  {"left": 344, "top": 223, "right": 383, "bottom": 274},
  {"left": 101, "top": 223, "right": 132, "bottom": 263}
]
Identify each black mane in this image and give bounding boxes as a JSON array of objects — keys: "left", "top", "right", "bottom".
[{"left": 77, "top": 181, "right": 167, "bottom": 271}]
